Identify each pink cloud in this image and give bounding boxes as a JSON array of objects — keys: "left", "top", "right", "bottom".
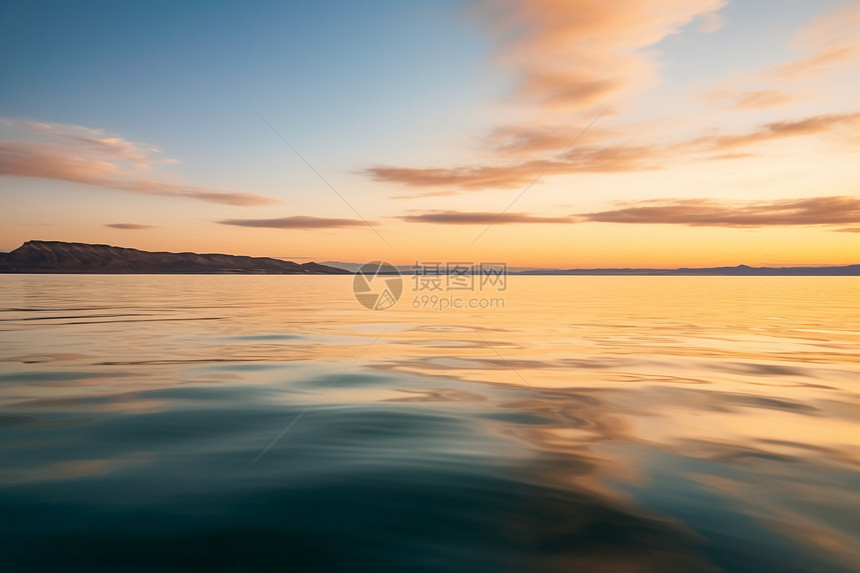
[
  {"left": 0, "top": 119, "right": 277, "bottom": 206},
  {"left": 363, "top": 110, "right": 858, "bottom": 189},
  {"left": 733, "top": 90, "right": 799, "bottom": 110},
  {"left": 105, "top": 223, "right": 157, "bottom": 230},
  {"left": 579, "top": 196, "right": 860, "bottom": 227},
  {"left": 477, "top": 0, "right": 725, "bottom": 112},
  {"left": 361, "top": 1, "right": 743, "bottom": 193},
  {"left": 217, "top": 216, "right": 373, "bottom": 229},
  {"left": 702, "top": 4, "right": 859, "bottom": 113},
  {"left": 691, "top": 112, "right": 860, "bottom": 151},
  {"left": 766, "top": 4, "right": 860, "bottom": 81},
  {"left": 397, "top": 210, "right": 575, "bottom": 224},
  {"left": 393, "top": 196, "right": 860, "bottom": 228},
  {"left": 698, "top": 12, "right": 724, "bottom": 34},
  {"left": 363, "top": 3, "right": 857, "bottom": 199}
]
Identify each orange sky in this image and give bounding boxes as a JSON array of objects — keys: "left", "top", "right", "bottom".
[{"left": 1, "top": 0, "right": 859, "bottom": 267}]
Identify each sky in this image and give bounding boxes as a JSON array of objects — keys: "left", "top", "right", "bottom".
[{"left": 1, "top": 0, "right": 858, "bottom": 268}]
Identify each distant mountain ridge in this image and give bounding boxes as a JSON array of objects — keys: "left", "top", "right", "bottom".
[
  {"left": 321, "top": 262, "right": 860, "bottom": 276},
  {"left": 1, "top": 242, "right": 856, "bottom": 275},
  {"left": 321, "top": 262, "right": 544, "bottom": 274},
  {"left": 0, "top": 241, "right": 350, "bottom": 274},
  {"left": 514, "top": 264, "right": 860, "bottom": 276}
]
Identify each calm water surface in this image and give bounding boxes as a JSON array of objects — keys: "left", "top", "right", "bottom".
[{"left": 0, "top": 275, "right": 858, "bottom": 572}]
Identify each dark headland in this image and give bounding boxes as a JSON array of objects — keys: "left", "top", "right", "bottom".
[{"left": 0, "top": 241, "right": 351, "bottom": 274}]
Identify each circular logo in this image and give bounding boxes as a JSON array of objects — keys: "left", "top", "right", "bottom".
[{"left": 352, "top": 261, "right": 403, "bottom": 310}]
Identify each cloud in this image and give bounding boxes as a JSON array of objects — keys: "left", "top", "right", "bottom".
[
  {"left": 362, "top": 1, "right": 725, "bottom": 194},
  {"left": 578, "top": 196, "right": 860, "bottom": 227},
  {"left": 0, "top": 119, "right": 277, "bottom": 206},
  {"left": 767, "top": 47, "right": 855, "bottom": 81},
  {"left": 390, "top": 190, "right": 460, "bottom": 200},
  {"left": 698, "top": 12, "right": 724, "bottom": 34},
  {"left": 105, "top": 223, "right": 157, "bottom": 230},
  {"left": 360, "top": 3, "right": 860, "bottom": 194},
  {"left": 704, "top": 87, "right": 800, "bottom": 111},
  {"left": 464, "top": 0, "right": 726, "bottom": 162},
  {"left": 693, "top": 112, "right": 860, "bottom": 151},
  {"left": 217, "top": 216, "right": 374, "bottom": 229},
  {"left": 108, "top": 179, "right": 277, "bottom": 206},
  {"left": 732, "top": 90, "right": 798, "bottom": 110},
  {"left": 705, "top": 153, "right": 753, "bottom": 161},
  {"left": 482, "top": 123, "right": 621, "bottom": 156},
  {"left": 364, "top": 143, "right": 661, "bottom": 189},
  {"left": 358, "top": 4, "right": 860, "bottom": 200},
  {"left": 397, "top": 211, "right": 576, "bottom": 224},
  {"left": 764, "top": 3, "right": 860, "bottom": 81},
  {"left": 0, "top": 118, "right": 167, "bottom": 167},
  {"left": 398, "top": 196, "right": 860, "bottom": 228},
  {"left": 365, "top": 108, "right": 859, "bottom": 191},
  {"left": 703, "top": 4, "right": 860, "bottom": 113},
  {"left": 836, "top": 227, "right": 860, "bottom": 233},
  {"left": 475, "top": 0, "right": 725, "bottom": 112},
  {"left": 366, "top": 163, "right": 542, "bottom": 190}
]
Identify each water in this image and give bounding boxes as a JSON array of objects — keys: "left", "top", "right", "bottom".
[{"left": 0, "top": 275, "right": 858, "bottom": 572}]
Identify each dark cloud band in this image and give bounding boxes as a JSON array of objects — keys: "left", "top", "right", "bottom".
[{"left": 217, "top": 216, "right": 374, "bottom": 229}]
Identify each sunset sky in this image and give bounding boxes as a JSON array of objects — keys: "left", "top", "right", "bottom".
[{"left": 1, "top": 0, "right": 858, "bottom": 267}]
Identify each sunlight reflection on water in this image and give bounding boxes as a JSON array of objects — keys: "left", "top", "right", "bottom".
[{"left": 0, "top": 275, "right": 858, "bottom": 572}]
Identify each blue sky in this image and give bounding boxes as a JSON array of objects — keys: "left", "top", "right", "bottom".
[
  {"left": 1, "top": 1, "right": 486, "bottom": 169},
  {"left": 1, "top": 0, "right": 858, "bottom": 266}
]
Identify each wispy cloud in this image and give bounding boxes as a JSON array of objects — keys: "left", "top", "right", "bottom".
[
  {"left": 475, "top": 0, "right": 725, "bottom": 113},
  {"left": 0, "top": 119, "right": 277, "bottom": 206},
  {"left": 390, "top": 190, "right": 460, "bottom": 200},
  {"left": 0, "top": 118, "right": 169, "bottom": 167},
  {"left": 395, "top": 196, "right": 860, "bottom": 228},
  {"left": 363, "top": 3, "right": 859, "bottom": 197},
  {"left": 698, "top": 12, "right": 725, "bottom": 34},
  {"left": 767, "top": 47, "right": 855, "bottom": 81},
  {"left": 397, "top": 211, "right": 576, "bottom": 224},
  {"left": 705, "top": 153, "right": 754, "bottom": 161},
  {"left": 471, "top": 0, "right": 726, "bottom": 154},
  {"left": 693, "top": 112, "right": 860, "bottom": 151},
  {"left": 364, "top": 110, "right": 858, "bottom": 190},
  {"left": 105, "top": 223, "right": 157, "bottom": 230},
  {"left": 364, "top": 143, "right": 660, "bottom": 190},
  {"left": 362, "top": 0, "right": 725, "bottom": 194},
  {"left": 703, "top": 4, "right": 860, "bottom": 112},
  {"left": 579, "top": 196, "right": 860, "bottom": 227},
  {"left": 764, "top": 3, "right": 860, "bottom": 81},
  {"left": 732, "top": 90, "right": 799, "bottom": 110},
  {"left": 217, "top": 216, "right": 374, "bottom": 229},
  {"left": 704, "top": 87, "right": 801, "bottom": 111}
]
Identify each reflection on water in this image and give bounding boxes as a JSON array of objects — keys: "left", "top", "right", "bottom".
[{"left": 0, "top": 275, "right": 858, "bottom": 572}]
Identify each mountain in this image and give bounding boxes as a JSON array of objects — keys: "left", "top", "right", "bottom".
[
  {"left": 0, "top": 241, "right": 351, "bottom": 274},
  {"left": 320, "top": 261, "right": 367, "bottom": 273},
  {"left": 514, "top": 264, "right": 860, "bottom": 276},
  {"left": 323, "top": 261, "right": 860, "bottom": 276},
  {"left": 1, "top": 243, "right": 856, "bottom": 275},
  {"left": 322, "top": 261, "right": 544, "bottom": 274}
]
